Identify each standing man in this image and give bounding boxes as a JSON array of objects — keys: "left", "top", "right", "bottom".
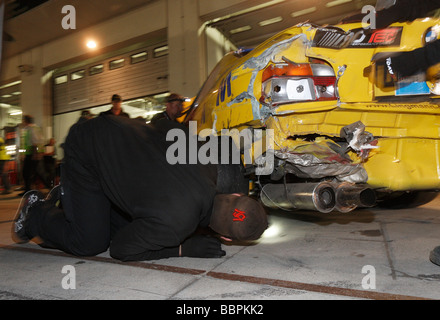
[
  {"left": 151, "top": 93, "right": 185, "bottom": 123},
  {"left": 0, "top": 137, "right": 12, "bottom": 195},
  {"left": 100, "top": 94, "right": 130, "bottom": 117},
  {"left": 11, "top": 115, "right": 268, "bottom": 261},
  {"left": 19, "top": 115, "right": 48, "bottom": 196}
]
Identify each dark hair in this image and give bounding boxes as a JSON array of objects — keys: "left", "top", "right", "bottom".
[
  {"left": 23, "top": 114, "right": 33, "bottom": 124},
  {"left": 167, "top": 93, "right": 185, "bottom": 103}
]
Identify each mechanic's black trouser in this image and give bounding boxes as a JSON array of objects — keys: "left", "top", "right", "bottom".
[
  {"left": 25, "top": 155, "right": 132, "bottom": 256},
  {"left": 26, "top": 171, "right": 179, "bottom": 260},
  {"left": 109, "top": 221, "right": 179, "bottom": 261},
  {"left": 27, "top": 184, "right": 115, "bottom": 256},
  {"left": 28, "top": 195, "right": 180, "bottom": 260}
]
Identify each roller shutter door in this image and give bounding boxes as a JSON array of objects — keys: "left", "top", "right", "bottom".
[{"left": 53, "top": 43, "right": 168, "bottom": 114}]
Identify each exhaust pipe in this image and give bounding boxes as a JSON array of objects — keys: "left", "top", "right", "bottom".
[
  {"left": 333, "top": 182, "right": 376, "bottom": 213},
  {"left": 260, "top": 182, "right": 336, "bottom": 213},
  {"left": 260, "top": 182, "right": 377, "bottom": 213}
]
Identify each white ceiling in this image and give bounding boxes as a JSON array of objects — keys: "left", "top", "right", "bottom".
[
  {"left": 207, "top": 0, "right": 377, "bottom": 48},
  {"left": 3, "top": 0, "right": 377, "bottom": 59},
  {"left": 2, "top": 0, "right": 155, "bottom": 59}
]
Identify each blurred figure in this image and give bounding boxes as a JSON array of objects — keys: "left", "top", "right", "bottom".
[
  {"left": 0, "top": 137, "right": 12, "bottom": 195},
  {"left": 100, "top": 94, "right": 129, "bottom": 117},
  {"left": 151, "top": 93, "right": 185, "bottom": 123},
  {"left": 80, "top": 110, "right": 94, "bottom": 122},
  {"left": 19, "top": 115, "right": 49, "bottom": 195}
]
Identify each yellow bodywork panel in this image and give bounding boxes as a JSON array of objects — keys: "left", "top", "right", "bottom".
[
  {"left": 364, "top": 138, "right": 440, "bottom": 190},
  {"left": 186, "top": 19, "right": 440, "bottom": 192},
  {"left": 265, "top": 110, "right": 440, "bottom": 190}
]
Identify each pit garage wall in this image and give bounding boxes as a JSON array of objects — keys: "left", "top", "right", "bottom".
[{"left": 0, "top": 0, "right": 244, "bottom": 140}]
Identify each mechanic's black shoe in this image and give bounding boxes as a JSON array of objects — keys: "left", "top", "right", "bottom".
[
  {"left": 11, "top": 190, "right": 44, "bottom": 244},
  {"left": 45, "top": 184, "right": 61, "bottom": 207},
  {"left": 430, "top": 246, "right": 440, "bottom": 267}
]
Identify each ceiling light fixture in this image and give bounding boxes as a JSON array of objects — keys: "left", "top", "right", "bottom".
[
  {"left": 230, "top": 25, "right": 252, "bottom": 34},
  {"left": 325, "top": 0, "right": 352, "bottom": 8},
  {"left": 86, "top": 40, "right": 97, "bottom": 49},
  {"left": 291, "top": 7, "right": 317, "bottom": 18},
  {"left": 258, "top": 16, "right": 283, "bottom": 27}
]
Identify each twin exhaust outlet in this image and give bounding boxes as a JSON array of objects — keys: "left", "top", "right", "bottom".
[{"left": 260, "top": 182, "right": 376, "bottom": 213}]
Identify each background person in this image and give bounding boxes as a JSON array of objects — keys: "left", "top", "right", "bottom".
[
  {"left": 100, "top": 94, "right": 130, "bottom": 117},
  {"left": 19, "top": 115, "right": 49, "bottom": 196},
  {"left": 151, "top": 93, "right": 185, "bottom": 123},
  {"left": 0, "top": 137, "right": 12, "bottom": 195}
]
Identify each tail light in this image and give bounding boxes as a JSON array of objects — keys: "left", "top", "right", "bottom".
[{"left": 261, "top": 62, "right": 337, "bottom": 107}]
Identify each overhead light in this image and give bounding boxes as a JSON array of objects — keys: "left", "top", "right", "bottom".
[
  {"left": 326, "top": 0, "right": 352, "bottom": 8},
  {"left": 208, "top": 0, "right": 285, "bottom": 24},
  {"left": 0, "top": 81, "right": 22, "bottom": 90},
  {"left": 230, "top": 25, "right": 252, "bottom": 34},
  {"left": 86, "top": 40, "right": 97, "bottom": 49},
  {"left": 258, "top": 16, "right": 283, "bottom": 27},
  {"left": 291, "top": 7, "right": 317, "bottom": 17},
  {"left": 9, "top": 111, "right": 22, "bottom": 116}
]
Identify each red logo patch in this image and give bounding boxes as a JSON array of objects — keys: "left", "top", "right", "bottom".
[
  {"left": 233, "top": 209, "right": 246, "bottom": 221},
  {"left": 368, "top": 28, "right": 399, "bottom": 44}
]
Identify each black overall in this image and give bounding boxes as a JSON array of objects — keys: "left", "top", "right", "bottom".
[{"left": 28, "top": 115, "right": 217, "bottom": 261}]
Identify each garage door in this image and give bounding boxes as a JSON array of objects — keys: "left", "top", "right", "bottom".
[{"left": 52, "top": 42, "right": 169, "bottom": 114}]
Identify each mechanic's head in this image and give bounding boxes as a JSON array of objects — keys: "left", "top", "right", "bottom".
[
  {"left": 166, "top": 93, "right": 185, "bottom": 120},
  {"left": 210, "top": 194, "right": 268, "bottom": 241}
]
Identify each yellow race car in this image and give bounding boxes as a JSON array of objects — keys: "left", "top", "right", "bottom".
[{"left": 182, "top": 18, "right": 440, "bottom": 213}]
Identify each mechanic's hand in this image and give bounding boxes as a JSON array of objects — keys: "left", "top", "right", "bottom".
[{"left": 181, "top": 235, "right": 226, "bottom": 258}]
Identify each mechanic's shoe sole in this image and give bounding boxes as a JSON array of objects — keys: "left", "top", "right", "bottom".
[
  {"left": 429, "top": 246, "right": 440, "bottom": 267},
  {"left": 11, "top": 190, "right": 44, "bottom": 244}
]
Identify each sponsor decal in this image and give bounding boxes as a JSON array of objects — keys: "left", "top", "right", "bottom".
[
  {"left": 424, "top": 26, "right": 440, "bottom": 45},
  {"left": 312, "top": 27, "right": 402, "bottom": 49}
]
